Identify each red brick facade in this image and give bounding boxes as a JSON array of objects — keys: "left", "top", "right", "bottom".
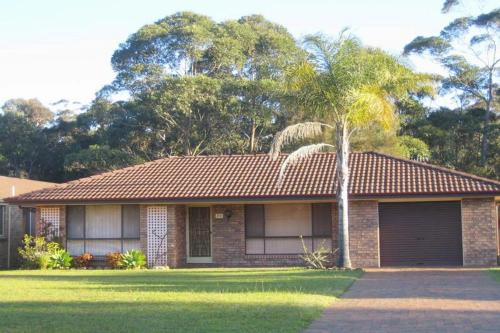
[
  {"left": 461, "top": 198, "right": 498, "bottom": 266},
  {"left": 346, "top": 201, "right": 380, "bottom": 267},
  {"left": 35, "top": 198, "right": 499, "bottom": 268}
]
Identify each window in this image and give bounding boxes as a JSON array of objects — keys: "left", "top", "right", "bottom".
[
  {"left": 23, "top": 208, "right": 36, "bottom": 236},
  {"left": 66, "top": 205, "right": 140, "bottom": 256},
  {"left": 0, "top": 205, "right": 5, "bottom": 237},
  {"left": 245, "top": 203, "right": 332, "bottom": 255}
]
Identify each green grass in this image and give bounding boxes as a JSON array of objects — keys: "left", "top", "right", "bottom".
[
  {"left": 489, "top": 268, "right": 500, "bottom": 283},
  {"left": 0, "top": 268, "right": 361, "bottom": 333}
]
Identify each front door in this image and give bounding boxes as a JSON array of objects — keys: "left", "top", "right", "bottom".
[{"left": 188, "top": 207, "right": 211, "bottom": 263}]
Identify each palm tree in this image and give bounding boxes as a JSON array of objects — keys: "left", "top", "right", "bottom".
[{"left": 270, "top": 33, "right": 432, "bottom": 268}]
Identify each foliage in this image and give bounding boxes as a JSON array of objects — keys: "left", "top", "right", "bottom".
[
  {"left": 0, "top": 11, "right": 497, "bottom": 183},
  {"left": 64, "top": 144, "right": 143, "bottom": 179},
  {"left": 17, "top": 235, "right": 63, "bottom": 269},
  {"left": 404, "top": 5, "right": 499, "bottom": 165},
  {"left": 0, "top": 269, "right": 362, "bottom": 332},
  {"left": 2, "top": 98, "right": 54, "bottom": 127},
  {"left": 270, "top": 33, "right": 433, "bottom": 268},
  {"left": 105, "top": 252, "right": 123, "bottom": 269},
  {"left": 404, "top": 106, "right": 499, "bottom": 178},
  {"left": 120, "top": 250, "right": 147, "bottom": 269},
  {"left": 299, "top": 236, "right": 336, "bottom": 269},
  {"left": 74, "top": 253, "right": 94, "bottom": 268},
  {"left": 47, "top": 249, "right": 73, "bottom": 269}
]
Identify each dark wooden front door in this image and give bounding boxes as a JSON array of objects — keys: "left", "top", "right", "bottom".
[
  {"left": 379, "top": 201, "right": 463, "bottom": 266},
  {"left": 188, "top": 207, "right": 211, "bottom": 257}
]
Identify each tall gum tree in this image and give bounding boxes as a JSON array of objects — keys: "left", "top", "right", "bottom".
[
  {"left": 404, "top": 5, "right": 499, "bottom": 166},
  {"left": 270, "top": 33, "right": 433, "bottom": 268}
]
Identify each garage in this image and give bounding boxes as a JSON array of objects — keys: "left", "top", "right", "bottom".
[{"left": 379, "top": 201, "right": 463, "bottom": 266}]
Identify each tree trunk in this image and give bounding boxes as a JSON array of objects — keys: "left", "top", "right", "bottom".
[
  {"left": 250, "top": 118, "right": 257, "bottom": 153},
  {"left": 336, "top": 123, "right": 351, "bottom": 268},
  {"left": 481, "top": 69, "right": 494, "bottom": 166}
]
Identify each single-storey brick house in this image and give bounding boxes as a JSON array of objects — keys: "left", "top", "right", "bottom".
[{"left": 6, "top": 152, "right": 500, "bottom": 268}]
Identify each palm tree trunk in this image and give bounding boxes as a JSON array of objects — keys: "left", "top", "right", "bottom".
[{"left": 336, "top": 123, "right": 351, "bottom": 268}]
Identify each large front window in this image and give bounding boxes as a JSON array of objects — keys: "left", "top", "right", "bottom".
[
  {"left": 245, "top": 203, "right": 332, "bottom": 255},
  {"left": 66, "top": 205, "right": 140, "bottom": 256}
]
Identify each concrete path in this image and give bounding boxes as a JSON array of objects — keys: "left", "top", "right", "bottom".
[{"left": 306, "top": 268, "right": 500, "bottom": 333}]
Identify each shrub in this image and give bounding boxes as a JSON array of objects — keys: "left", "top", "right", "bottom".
[
  {"left": 120, "top": 250, "right": 146, "bottom": 269},
  {"left": 74, "top": 253, "right": 93, "bottom": 268},
  {"left": 105, "top": 252, "right": 122, "bottom": 269},
  {"left": 18, "top": 235, "right": 63, "bottom": 269},
  {"left": 47, "top": 249, "right": 73, "bottom": 269},
  {"left": 299, "top": 236, "right": 337, "bottom": 269}
]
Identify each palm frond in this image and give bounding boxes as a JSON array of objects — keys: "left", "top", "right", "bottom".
[
  {"left": 270, "top": 122, "right": 333, "bottom": 160},
  {"left": 347, "top": 85, "right": 396, "bottom": 130},
  {"left": 278, "top": 143, "right": 335, "bottom": 184}
]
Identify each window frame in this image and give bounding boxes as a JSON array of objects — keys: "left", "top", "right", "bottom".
[
  {"left": 0, "top": 204, "right": 5, "bottom": 237},
  {"left": 66, "top": 205, "right": 141, "bottom": 255},
  {"left": 244, "top": 203, "right": 333, "bottom": 255}
]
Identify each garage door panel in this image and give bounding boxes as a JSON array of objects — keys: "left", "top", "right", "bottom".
[{"left": 379, "top": 202, "right": 462, "bottom": 266}]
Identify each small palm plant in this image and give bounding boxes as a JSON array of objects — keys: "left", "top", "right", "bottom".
[{"left": 270, "top": 32, "right": 433, "bottom": 268}]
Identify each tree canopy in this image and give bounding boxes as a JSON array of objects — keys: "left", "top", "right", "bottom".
[{"left": 0, "top": 10, "right": 497, "bottom": 183}]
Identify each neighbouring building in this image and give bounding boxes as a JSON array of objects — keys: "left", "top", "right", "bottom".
[
  {"left": 0, "top": 176, "right": 56, "bottom": 268},
  {"left": 5, "top": 152, "right": 500, "bottom": 268}
]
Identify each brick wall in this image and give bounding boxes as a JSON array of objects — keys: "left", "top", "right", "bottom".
[
  {"left": 167, "top": 205, "right": 186, "bottom": 268},
  {"left": 140, "top": 204, "right": 186, "bottom": 268},
  {"left": 348, "top": 201, "right": 380, "bottom": 268},
  {"left": 139, "top": 205, "right": 148, "bottom": 260},
  {"left": 176, "top": 202, "right": 382, "bottom": 268},
  {"left": 211, "top": 205, "right": 245, "bottom": 265},
  {"left": 462, "top": 198, "right": 498, "bottom": 266}
]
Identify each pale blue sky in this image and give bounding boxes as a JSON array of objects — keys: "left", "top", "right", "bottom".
[{"left": 0, "top": 0, "right": 496, "bottom": 108}]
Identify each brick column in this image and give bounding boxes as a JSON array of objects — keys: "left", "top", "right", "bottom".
[
  {"left": 461, "top": 198, "right": 497, "bottom": 266},
  {"left": 166, "top": 205, "right": 186, "bottom": 268},
  {"left": 139, "top": 205, "right": 148, "bottom": 259},
  {"left": 347, "top": 200, "right": 380, "bottom": 268},
  {"left": 212, "top": 205, "right": 245, "bottom": 266}
]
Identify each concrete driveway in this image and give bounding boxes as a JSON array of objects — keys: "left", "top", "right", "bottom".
[{"left": 306, "top": 268, "right": 500, "bottom": 333}]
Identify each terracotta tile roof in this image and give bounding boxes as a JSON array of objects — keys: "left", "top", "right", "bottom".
[
  {"left": 0, "top": 176, "right": 56, "bottom": 201},
  {"left": 5, "top": 152, "right": 500, "bottom": 204}
]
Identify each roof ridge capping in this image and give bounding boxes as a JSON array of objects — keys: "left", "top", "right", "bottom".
[{"left": 368, "top": 151, "right": 500, "bottom": 187}]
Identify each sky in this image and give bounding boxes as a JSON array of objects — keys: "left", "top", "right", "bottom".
[{"left": 0, "top": 0, "right": 496, "bottom": 109}]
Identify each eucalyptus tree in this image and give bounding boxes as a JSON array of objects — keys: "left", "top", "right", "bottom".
[
  {"left": 270, "top": 34, "right": 432, "bottom": 268},
  {"left": 108, "top": 12, "right": 304, "bottom": 154},
  {"left": 404, "top": 6, "right": 499, "bottom": 165}
]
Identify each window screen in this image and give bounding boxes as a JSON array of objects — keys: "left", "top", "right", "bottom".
[
  {"left": 66, "top": 205, "right": 141, "bottom": 257},
  {"left": 265, "top": 204, "right": 312, "bottom": 237},
  {"left": 122, "top": 205, "right": 140, "bottom": 238},
  {"left": 67, "top": 206, "right": 85, "bottom": 238},
  {"left": 312, "top": 203, "right": 332, "bottom": 237},
  {"left": 0, "top": 205, "right": 4, "bottom": 236},
  {"left": 245, "top": 203, "right": 333, "bottom": 255},
  {"left": 85, "top": 205, "right": 121, "bottom": 238},
  {"left": 245, "top": 205, "right": 264, "bottom": 237}
]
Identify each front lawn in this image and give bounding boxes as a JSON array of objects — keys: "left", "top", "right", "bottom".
[
  {"left": 0, "top": 268, "right": 361, "bottom": 333},
  {"left": 490, "top": 268, "right": 500, "bottom": 283}
]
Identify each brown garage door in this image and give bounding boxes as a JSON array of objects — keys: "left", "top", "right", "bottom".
[{"left": 379, "top": 201, "right": 463, "bottom": 266}]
